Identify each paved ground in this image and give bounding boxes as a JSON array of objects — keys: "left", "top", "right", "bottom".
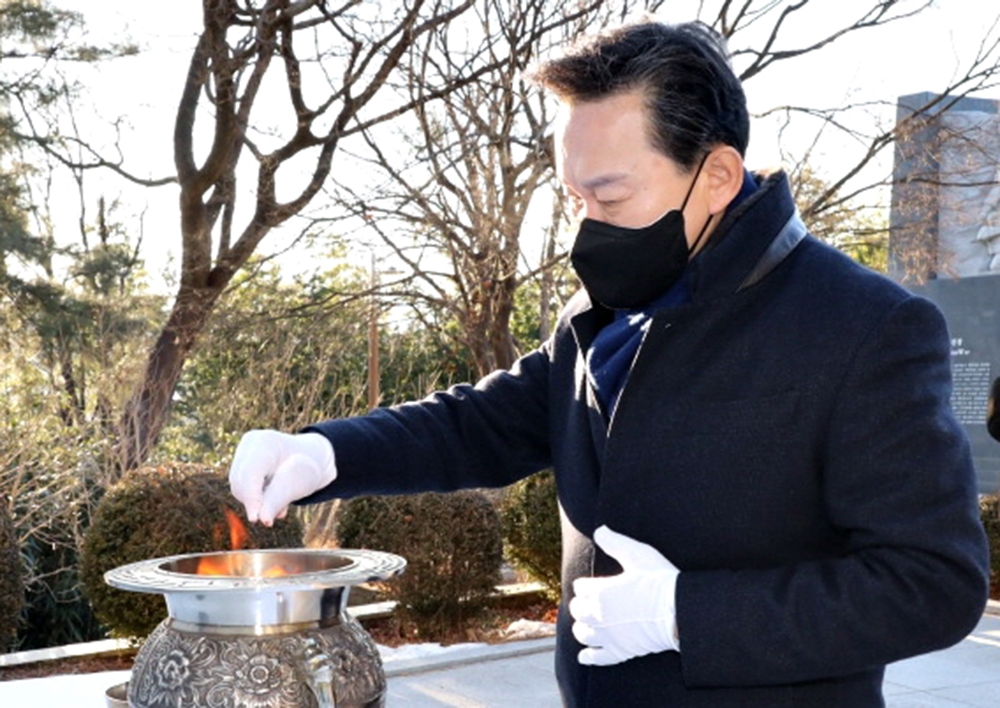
[
  {"left": 883, "top": 612, "right": 1000, "bottom": 707},
  {"left": 385, "top": 639, "right": 560, "bottom": 706},
  {"left": 385, "top": 614, "right": 1000, "bottom": 707},
  {"left": 1, "top": 611, "right": 998, "bottom": 706}
]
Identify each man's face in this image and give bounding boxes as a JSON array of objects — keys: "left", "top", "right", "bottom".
[{"left": 556, "top": 89, "right": 705, "bottom": 245}]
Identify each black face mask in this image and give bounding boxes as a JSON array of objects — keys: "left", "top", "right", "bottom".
[{"left": 570, "top": 156, "right": 711, "bottom": 310}]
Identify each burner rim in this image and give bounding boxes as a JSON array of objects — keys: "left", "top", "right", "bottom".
[{"left": 104, "top": 547, "right": 406, "bottom": 595}]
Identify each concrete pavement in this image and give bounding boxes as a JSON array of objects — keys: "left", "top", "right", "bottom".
[
  {"left": 384, "top": 611, "right": 1000, "bottom": 707},
  {"left": 883, "top": 610, "right": 1000, "bottom": 707}
]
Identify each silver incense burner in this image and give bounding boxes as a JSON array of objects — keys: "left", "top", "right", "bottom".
[{"left": 104, "top": 548, "right": 405, "bottom": 708}]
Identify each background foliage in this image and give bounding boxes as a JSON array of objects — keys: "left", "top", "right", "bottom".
[
  {"left": 0, "top": 494, "right": 23, "bottom": 652},
  {"left": 981, "top": 495, "right": 1000, "bottom": 600},
  {"left": 80, "top": 463, "right": 303, "bottom": 639},
  {"left": 337, "top": 491, "right": 504, "bottom": 636},
  {"left": 2, "top": 0, "right": 999, "bottom": 651},
  {"left": 500, "top": 470, "right": 562, "bottom": 599}
]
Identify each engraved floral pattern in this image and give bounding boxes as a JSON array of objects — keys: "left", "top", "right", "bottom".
[
  {"left": 156, "top": 648, "right": 190, "bottom": 689},
  {"left": 236, "top": 653, "right": 285, "bottom": 695},
  {"left": 203, "top": 638, "right": 306, "bottom": 708},
  {"left": 128, "top": 618, "right": 386, "bottom": 707},
  {"left": 130, "top": 622, "right": 220, "bottom": 707}
]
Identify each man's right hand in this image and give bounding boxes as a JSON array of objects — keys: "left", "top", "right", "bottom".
[{"left": 229, "top": 430, "right": 337, "bottom": 526}]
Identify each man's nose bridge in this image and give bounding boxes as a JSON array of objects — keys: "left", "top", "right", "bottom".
[{"left": 583, "top": 197, "right": 602, "bottom": 221}]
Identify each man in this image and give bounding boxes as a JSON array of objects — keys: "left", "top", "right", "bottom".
[{"left": 230, "top": 21, "right": 989, "bottom": 707}]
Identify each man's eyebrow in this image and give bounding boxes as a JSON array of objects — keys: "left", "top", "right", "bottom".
[{"left": 580, "top": 173, "right": 629, "bottom": 191}]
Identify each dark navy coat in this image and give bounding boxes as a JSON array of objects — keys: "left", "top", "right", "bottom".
[{"left": 304, "top": 172, "right": 989, "bottom": 707}]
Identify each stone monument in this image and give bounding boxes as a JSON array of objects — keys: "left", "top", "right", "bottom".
[{"left": 890, "top": 92, "right": 1000, "bottom": 493}]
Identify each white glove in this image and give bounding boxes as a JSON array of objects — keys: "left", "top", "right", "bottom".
[
  {"left": 570, "top": 525, "right": 680, "bottom": 666},
  {"left": 229, "top": 430, "right": 337, "bottom": 526}
]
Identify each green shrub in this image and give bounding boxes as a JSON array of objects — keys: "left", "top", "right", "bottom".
[
  {"left": 982, "top": 494, "right": 1000, "bottom": 601},
  {"left": 500, "top": 470, "right": 562, "bottom": 599},
  {"left": 0, "top": 494, "right": 24, "bottom": 652},
  {"left": 337, "top": 491, "right": 503, "bottom": 633},
  {"left": 80, "top": 463, "right": 303, "bottom": 639}
]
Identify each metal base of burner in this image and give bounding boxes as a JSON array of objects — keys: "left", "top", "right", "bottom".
[
  {"left": 103, "top": 549, "right": 406, "bottom": 708},
  {"left": 127, "top": 613, "right": 384, "bottom": 708}
]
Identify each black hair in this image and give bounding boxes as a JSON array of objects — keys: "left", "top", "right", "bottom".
[{"left": 531, "top": 21, "right": 749, "bottom": 170}]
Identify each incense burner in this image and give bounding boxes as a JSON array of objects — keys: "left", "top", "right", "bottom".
[{"left": 104, "top": 548, "right": 406, "bottom": 708}]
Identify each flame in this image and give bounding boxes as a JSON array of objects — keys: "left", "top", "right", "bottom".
[
  {"left": 195, "top": 554, "right": 234, "bottom": 576},
  {"left": 210, "top": 507, "right": 249, "bottom": 553},
  {"left": 197, "top": 508, "right": 250, "bottom": 576},
  {"left": 259, "top": 565, "right": 294, "bottom": 578},
  {"left": 194, "top": 508, "right": 293, "bottom": 577},
  {"left": 194, "top": 554, "right": 296, "bottom": 578},
  {"left": 225, "top": 508, "right": 250, "bottom": 551}
]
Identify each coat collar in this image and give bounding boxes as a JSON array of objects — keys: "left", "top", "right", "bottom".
[
  {"left": 685, "top": 170, "right": 800, "bottom": 302},
  {"left": 563, "top": 169, "right": 804, "bottom": 340}
]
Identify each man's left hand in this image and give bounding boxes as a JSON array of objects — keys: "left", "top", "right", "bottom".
[{"left": 570, "top": 525, "right": 680, "bottom": 666}]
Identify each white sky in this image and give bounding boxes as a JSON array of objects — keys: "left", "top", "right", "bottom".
[{"left": 42, "top": 1, "right": 1000, "bottom": 290}]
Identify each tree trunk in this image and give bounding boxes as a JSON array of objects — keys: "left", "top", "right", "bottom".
[
  {"left": 109, "top": 0, "right": 473, "bottom": 472},
  {"left": 116, "top": 283, "right": 224, "bottom": 472}
]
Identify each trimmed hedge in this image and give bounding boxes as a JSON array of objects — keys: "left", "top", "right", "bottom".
[
  {"left": 337, "top": 491, "right": 502, "bottom": 632},
  {"left": 500, "top": 469, "right": 561, "bottom": 599},
  {"left": 982, "top": 494, "right": 1000, "bottom": 601},
  {"left": 80, "top": 463, "right": 303, "bottom": 638}
]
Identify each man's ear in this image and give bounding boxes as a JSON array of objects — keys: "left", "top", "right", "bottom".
[{"left": 703, "top": 146, "right": 745, "bottom": 216}]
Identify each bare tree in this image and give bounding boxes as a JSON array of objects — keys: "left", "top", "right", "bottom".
[
  {"left": 114, "top": 0, "right": 490, "bottom": 471},
  {"left": 324, "top": 1, "right": 1000, "bottom": 379},
  {"left": 12, "top": 1, "right": 998, "bottom": 468},
  {"left": 712, "top": 1, "right": 1000, "bottom": 266},
  {"left": 329, "top": 0, "right": 667, "bottom": 377}
]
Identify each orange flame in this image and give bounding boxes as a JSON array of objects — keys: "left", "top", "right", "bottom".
[
  {"left": 195, "top": 554, "right": 295, "bottom": 578},
  {"left": 259, "top": 565, "right": 294, "bottom": 578},
  {"left": 198, "top": 508, "right": 251, "bottom": 576},
  {"left": 225, "top": 508, "right": 250, "bottom": 551},
  {"left": 195, "top": 554, "right": 234, "bottom": 576},
  {"left": 195, "top": 508, "right": 292, "bottom": 577}
]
